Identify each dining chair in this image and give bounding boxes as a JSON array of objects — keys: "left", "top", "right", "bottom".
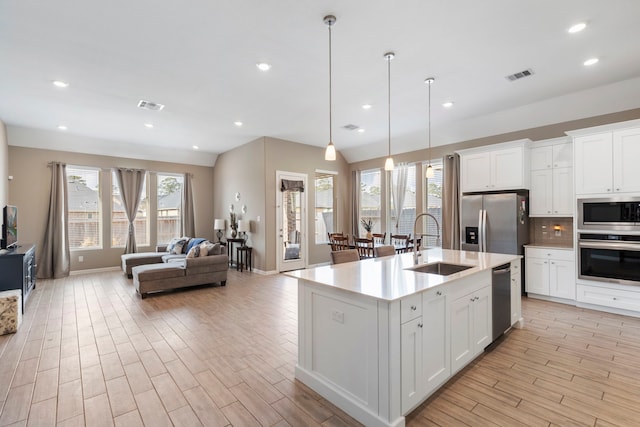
[
  {"left": 330, "top": 249, "right": 360, "bottom": 264},
  {"left": 374, "top": 245, "right": 396, "bottom": 257},
  {"left": 354, "top": 237, "right": 374, "bottom": 259},
  {"left": 329, "top": 235, "right": 350, "bottom": 251},
  {"left": 372, "top": 233, "right": 386, "bottom": 245},
  {"left": 390, "top": 234, "right": 411, "bottom": 253}
]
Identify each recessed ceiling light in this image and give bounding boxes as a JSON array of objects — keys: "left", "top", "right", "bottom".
[
  {"left": 144, "top": 123, "right": 154, "bottom": 128},
  {"left": 584, "top": 57, "right": 599, "bottom": 66},
  {"left": 568, "top": 22, "right": 587, "bottom": 33},
  {"left": 357, "top": 128, "right": 365, "bottom": 133},
  {"left": 234, "top": 121, "right": 243, "bottom": 127},
  {"left": 192, "top": 145, "right": 199, "bottom": 150},
  {"left": 442, "top": 101, "right": 454, "bottom": 108},
  {"left": 256, "top": 63, "right": 271, "bottom": 71},
  {"left": 52, "top": 80, "right": 69, "bottom": 88},
  {"left": 362, "top": 104, "right": 372, "bottom": 110},
  {"left": 57, "top": 125, "right": 67, "bottom": 130}
]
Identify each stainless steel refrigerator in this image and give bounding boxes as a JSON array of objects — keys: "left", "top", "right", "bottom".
[{"left": 460, "top": 191, "right": 529, "bottom": 256}]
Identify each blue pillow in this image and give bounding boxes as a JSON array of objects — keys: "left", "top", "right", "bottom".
[{"left": 186, "top": 238, "right": 207, "bottom": 253}]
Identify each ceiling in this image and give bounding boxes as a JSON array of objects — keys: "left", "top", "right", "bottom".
[{"left": 2, "top": 1, "right": 640, "bottom": 167}]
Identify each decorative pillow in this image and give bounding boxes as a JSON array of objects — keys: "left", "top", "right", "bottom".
[
  {"left": 166, "top": 237, "right": 181, "bottom": 253},
  {"left": 202, "top": 242, "right": 221, "bottom": 256},
  {"left": 170, "top": 238, "right": 189, "bottom": 255},
  {"left": 198, "top": 241, "right": 211, "bottom": 257},
  {"left": 186, "top": 245, "right": 201, "bottom": 258},
  {"left": 186, "top": 237, "right": 207, "bottom": 254}
]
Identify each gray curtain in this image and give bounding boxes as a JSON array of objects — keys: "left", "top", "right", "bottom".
[
  {"left": 442, "top": 154, "right": 461, "bottom": 249},
  {"left": 38, "top": 162, "right": 70, "bottom": 279},
  {"left": 182, "top": 173, "right": 195, "bottom": 237},
  {"left": 114, "top": 168, "right": 146, "bottom": 254},
  {"left": 351, "top": 170, "right": 360, "bottom": 237}
]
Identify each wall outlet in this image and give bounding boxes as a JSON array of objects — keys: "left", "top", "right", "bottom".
[
  {"left": 332, "top": 310, "right": 344, "bottom": 324},
  {"left": 78, "top": 256, "right": 84, "bottom": 262}
]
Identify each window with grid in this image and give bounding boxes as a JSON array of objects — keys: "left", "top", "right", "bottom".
[
  {"left": 315, "top": 171, "right": 336, "bottom": 244},
  {"left": 157, "top": 174, "right": 184, "bottom": 244},
  {"left": 66, "top": 166, "right": 102, "bottom": 249},
  {"left": 359, "top": 168, "right": 382, "bottom": 236},
  {"left": 111, "top": 171, "right": 149, "bottom": 247},
  {"left": 423, "top": 162, "right": 443, "bottom": 247}
]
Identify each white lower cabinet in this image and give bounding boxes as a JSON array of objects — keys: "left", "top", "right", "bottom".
[
  {"left": 400, "top": 287, "right": 449, "bottom": 414},
  {"left": 451, "top": 285, "right": 491, "bottom": 374},
  {"left": 525, "top": 247, "right": 575, "bottom": 301}
]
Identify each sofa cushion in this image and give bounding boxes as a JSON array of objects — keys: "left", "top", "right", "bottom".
[
  {"left": 162, "top": 253, "right": 186, "bottom": 263},
  {"left": 133, "top": 263, "right": 185, "bottom": 281}
]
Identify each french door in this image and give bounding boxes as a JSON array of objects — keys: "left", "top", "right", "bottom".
[{"left": 276, "top": 171, "right": 307, "bottom": 272}]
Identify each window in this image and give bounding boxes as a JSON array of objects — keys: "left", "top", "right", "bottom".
[
  {"left": 67, "top": 166, "right": 101, "bottom": 249},
  {"left": 157, "top": 174, "right": 184, "bottom": 244},
  {"left": 111, "top": 171, "right": 149, "bottom": 247},
  {"left": 423, "top": 162, "right": 443, "bottom": 247},
  {"left": 389, "top": 164, "right": 417, "bottom": 236},
  {"left": 359, "top": 169, "right": 382, "bottom": 236},
  {"left": 314, "top": 172, "right": 336, "bottom": 244}
]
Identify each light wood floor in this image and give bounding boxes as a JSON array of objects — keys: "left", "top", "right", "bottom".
[{"left": 2, "top": 270, "right": 640, "bottom": 426}]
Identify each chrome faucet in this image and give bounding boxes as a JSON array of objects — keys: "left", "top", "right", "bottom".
[{"left": 413, "top": 213, "right": 441, "bottom": 264}]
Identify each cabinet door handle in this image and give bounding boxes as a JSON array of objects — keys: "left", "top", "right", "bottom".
[
  {"left": 436, "top": 291, "right": 442, "bottom": 296},
  {"left": 410, "top": 305, "right": 417, "bottom": 310},
  {"left": 470, "top": 298, "right": 475, "bottom": 302},
  {"left": 418, "top": 323, "right": 423, "bottom": 328}
]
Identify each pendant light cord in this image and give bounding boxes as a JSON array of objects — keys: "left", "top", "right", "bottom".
[
  {"left": 428, "top": 79, "right": 431, "bottom": 162},
  {"left": 328, "top": 22, "right": 333, "bottom": 144},
  {"left": 387, "top": 55, "right": 391, "bottom": 158}
]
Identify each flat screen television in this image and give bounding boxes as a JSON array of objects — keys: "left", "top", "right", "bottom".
[{"left": 2, "top": 205, "right": 17, "bottom": 249}]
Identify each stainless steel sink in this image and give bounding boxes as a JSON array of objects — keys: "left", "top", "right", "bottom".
[{"left": 407, "top": 262, "right": 473, "bottom": 276}]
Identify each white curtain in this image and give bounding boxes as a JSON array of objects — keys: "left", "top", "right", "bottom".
[
  {"left": 38, "top": 162, "right": 70, "bottom": 279},
  {"left": 114, "top": 168, "right": 146, "bottom": 254},
  {"left": 391, "top": 163, "right": 409, "bottom": 231}
]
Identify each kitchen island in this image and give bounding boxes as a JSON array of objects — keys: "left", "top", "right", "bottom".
[{"left": 287, "top": 248, "right": 522, "bottom": 427}]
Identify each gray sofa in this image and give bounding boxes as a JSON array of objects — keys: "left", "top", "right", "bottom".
[{"left": 121, "top": 238, "right": 228, "bottom": 298}]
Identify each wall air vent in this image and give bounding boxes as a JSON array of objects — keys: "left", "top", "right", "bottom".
[
  {"left": 505, "top": 68, "right": 534, "bottom": 81},
  {"left": 137, "top": 100, "right": 165, "bottom": 111},
  {"left": 342, "top": 124, "right": 360, "bottom": 131}
]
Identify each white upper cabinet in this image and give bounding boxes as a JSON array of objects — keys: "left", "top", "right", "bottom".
[
  {"left": 571, "top": 121, "right": 640, "bottom": 195},
  {"left": 458, "top": 140, "right": 530, "bottom": 193},
  {"left": 529, "top": 138, "right": 573, "bottom": 217}
]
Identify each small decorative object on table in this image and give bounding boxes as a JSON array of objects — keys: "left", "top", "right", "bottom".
[
  {"left": 360, "top": 218, "right": 375, "bottom": 239},
  {"left": 229, "top": 212, "right": 238, "bottom": 238}
]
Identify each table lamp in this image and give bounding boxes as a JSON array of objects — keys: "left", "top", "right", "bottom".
[
  {"left": 237, "top": 220, "right": 250, "bottom": 246},
  {"left": 214, "top": 219, "right": 225, "bottom": 243}
]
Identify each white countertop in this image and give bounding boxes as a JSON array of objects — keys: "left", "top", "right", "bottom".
[{"left": 287, "top": 248, "right": 520, "bottom": 301}]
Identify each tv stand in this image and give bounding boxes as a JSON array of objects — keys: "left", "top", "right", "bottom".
[{"left": 0, "top": 244, "right": 36, "bottom": 313}]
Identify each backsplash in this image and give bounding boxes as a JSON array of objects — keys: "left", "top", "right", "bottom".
[{"left": 529, "top": 217, "right": 573, "bottom": 247}]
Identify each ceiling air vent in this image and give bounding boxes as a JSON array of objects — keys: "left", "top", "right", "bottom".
[
  {"left": 505, "top": 68, "right": 534, "bottom": 81},
  {"left": 342, "top": 124, "right": 360, "bottom": 131},
  {"left": 137, "top": 100, "right": 165, "bottom": 111}
]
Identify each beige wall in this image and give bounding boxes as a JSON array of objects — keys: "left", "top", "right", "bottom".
[
  {"left": 213, "top": 136, "right": 350, "bottom": 272},
  {"left": 0, "top": 120, "right": 7, "bottom": 211},
  {"left": 8, "top": 143, "right": 215, "bottom": 273}
]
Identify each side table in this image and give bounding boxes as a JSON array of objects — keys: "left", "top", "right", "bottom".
[
  {"left": 236, "top": 246, "right": 253, "bottom": 272},
  {"left": 226, "top": 238, "right": 244, "bottom": 267}
]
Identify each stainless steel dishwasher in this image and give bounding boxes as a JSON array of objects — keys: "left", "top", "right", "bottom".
[{"left": 492, "top": 263, "right": 511, "bottom": 342}]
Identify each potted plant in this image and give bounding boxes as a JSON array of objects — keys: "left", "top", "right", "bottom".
[{"left": 360, "top": 218, "right": 374, "bottom": 239}]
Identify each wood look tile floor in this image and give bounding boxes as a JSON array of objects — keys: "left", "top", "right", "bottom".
[{"left": 2, "top": 270, "right": 640, "bottom": 426}]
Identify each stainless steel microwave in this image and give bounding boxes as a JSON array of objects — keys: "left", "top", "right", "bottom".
[{"left": 578, "top": 197, "right": 640, "bottom": 231}]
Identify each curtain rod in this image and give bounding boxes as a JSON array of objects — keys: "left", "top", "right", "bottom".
[{"left": 48, "top": 162, "right": 193, "bottom": 177}]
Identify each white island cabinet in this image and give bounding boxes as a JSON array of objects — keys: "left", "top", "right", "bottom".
[{"left": 288, "top": 249, "right": 520, "bottom": 427}]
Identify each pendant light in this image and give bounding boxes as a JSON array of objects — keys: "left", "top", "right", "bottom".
[
  {"left": 384, "top": 52, "right": 395, "bottom": 171},
  {"left": 324, "top": 15, "right": 337, "bottom": 161},
  {"left": 425, "top": 77, "right": 435, "bottom": 178}
]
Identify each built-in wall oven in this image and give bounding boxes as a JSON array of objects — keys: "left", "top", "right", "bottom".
[{"left": 578, "top": 234, "right": 640, "bottom": 285}]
